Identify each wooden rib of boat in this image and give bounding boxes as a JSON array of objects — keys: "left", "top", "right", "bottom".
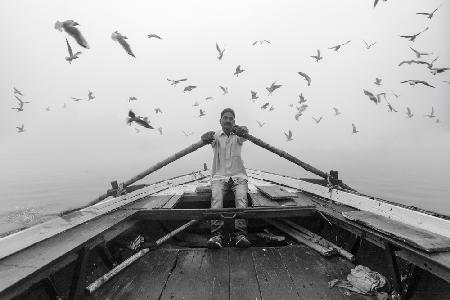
[{"left": 1, "top": 134, "right": 450, "bottom": 299}]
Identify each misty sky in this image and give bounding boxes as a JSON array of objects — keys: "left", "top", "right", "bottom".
[{"left": 1, "top": 0, "right": 449, "bottom": 215}]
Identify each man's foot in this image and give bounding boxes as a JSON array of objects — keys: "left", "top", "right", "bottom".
[
  {"left": 235, "top": 234, "right": 250, "bottom": 248},
  {"left": 207, "top": 235, "right": 223, "bottom": 249}
]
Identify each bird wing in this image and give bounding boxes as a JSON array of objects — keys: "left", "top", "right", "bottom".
[
  {"left": 216, "top": 43, "right": 221, "bottom": 53},
  {"left": 363, "top": 90, "right": 378, "bottom": 103},
  {"left": 418, "top": 81, "right": 435, "bottom": 88},
  {"left": 117, "top": 37, "right": 135, "bottom": 57},
  {"left": 64, "top": 22, "right": 89, "bottom": 49},
  {"left": 415, "top": 12, "right": 429, "bottom": 16},
  {"left": 374, "top": 0, "right": 379, "bottom": 8},
  {"left": 65, "top": 38, "right": 73, "bottom": 56},
  {"left": 128, "top": 110, "right": 136, "bottom": 118}
]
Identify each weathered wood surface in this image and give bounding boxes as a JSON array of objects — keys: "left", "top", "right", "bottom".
[
  {"left": 229, "top": 248, "right": 261, "bottom": 300},
  {"left": 256, "top": 184, "right": 296, "bottom": 199},
  {"left": 246, "top": 168, "right": 450, "bottom": 239},
  {"left": 396, "top": 250, "right": 450, "bottom": 283},
  {"left": 249, "top": 191, "right": 298, "bottom": 207},
  {"left": 343, "top": 211, "right": 450, "bottom": 253}
]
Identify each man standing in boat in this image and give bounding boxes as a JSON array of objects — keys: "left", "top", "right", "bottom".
[{"left": 201, "top": 108, "right": 250, "bottom": 248}]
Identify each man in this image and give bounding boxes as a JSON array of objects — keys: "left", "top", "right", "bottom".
[{"left": 201, "top": 108, "right": 250, "bottom": 248}]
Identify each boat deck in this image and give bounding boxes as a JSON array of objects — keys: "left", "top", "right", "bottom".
[{"left": 87, "top": 245, "right": 371, "bottom": 300}]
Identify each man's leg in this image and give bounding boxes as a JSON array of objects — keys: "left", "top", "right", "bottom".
[
  {"left": 232, "top": 177, "right": 250, "bottom": 247},
  {"left": 208, "top": 179, "right": 227, "bottom": 248}
]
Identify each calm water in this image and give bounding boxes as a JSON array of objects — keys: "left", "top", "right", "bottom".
[{"left": 0, "top": 155, "right": 448, "bottom": 237}]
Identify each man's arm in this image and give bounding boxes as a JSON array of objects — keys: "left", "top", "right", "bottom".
[
  {"left": 201, "top": 131, "right": 216, "bottom": 146},
  {"left": 234, "top": 125, "right": 249, "bottom": 144}
]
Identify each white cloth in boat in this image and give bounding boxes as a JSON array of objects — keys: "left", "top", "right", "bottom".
[{"left": 210, "top": 129, "right": 248, "bottom": 182}]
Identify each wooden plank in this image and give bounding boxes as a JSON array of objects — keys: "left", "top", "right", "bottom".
[
  {"left": 343, "top": 211, "right": 450, "bottom": 252},
  {"left": 229, "top": 248, "right": 261, "bottom": 300},
  {"left": 121, "top": 195, "right": 173, "bottom": 210},
  {"left": 161, "top": 194, "right": 184, "bottom": 209},
  {"left": 396, "top": 250, "right": 450, "bottom": 283},
  {"left": 87, "top": 249, "right": 179, "bottom": 299},
  {"left": 250, "top": 191, "right": 297, "bottom": 207},
  {"left": 252, "top": 247, "right": 299, "bottom": 299},
  {"left": 159, "top": 249, "right": 229, "bottom": 300},
  {"left": 246, "top": 168, "right": 450, "bottom": 239},
  {"left": 256, "top": 185, "right": 296, "bottom": 199},
  {"left": 278, "top": 245, "right": 369, "bottom": 300}
]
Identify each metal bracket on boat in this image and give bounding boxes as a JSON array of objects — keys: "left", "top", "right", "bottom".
[{"left": 110, "top": 180, "right": 127, "bottom": 197}]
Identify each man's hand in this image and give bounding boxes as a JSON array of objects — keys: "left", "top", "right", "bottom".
[
  {"left": 201, "top": 131, "right": 215, "bottom": 144},
  {"left": 233, "top": 125, "right": 249, "bottom": 136}
]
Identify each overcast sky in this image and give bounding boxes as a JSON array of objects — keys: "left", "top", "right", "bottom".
[{"left": 1, "top": 0, "right": 449, "bottom": 213}]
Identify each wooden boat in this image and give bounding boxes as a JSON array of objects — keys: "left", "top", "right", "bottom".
[{"left": 1, "top": 132, "right": 450, "bottom": 299}]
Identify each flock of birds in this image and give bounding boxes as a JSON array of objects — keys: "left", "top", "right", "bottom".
[{"left": 10, "top": 3, "right": 448, "bottom": 143}]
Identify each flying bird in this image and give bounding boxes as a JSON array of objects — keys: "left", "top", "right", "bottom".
[
  {"left": 252, "top": 41, "right": 258, "bottom": 46},
  {"left": 13, "top": 87, "right": 24, "bottom": 96},
  {"left": 352, "top": 123, "right": 359, "bottom": 134},
  {"left": 71, "top": 97, "right": 83, "bottom": 102},
  {"left": 219, "top": 86, "right": 229, "bottom": 95},
  {"left": 328, "top": 40, "right": 351, "bottom": 51},
  {"left": 55, "top": 20, "right": 89, "bottom": 49},
  {"left": 184, "top": 85, "right": 197, "bottom": 92},
  {"left": 312, "top": 116, "right": 323, "bottom": 124},
  {"left": 416, "top": 6, "right": 440, "bottom": 19},
  {"left": 398, "top": 60, "right": 432, "bottom": 67},
  {"left": 284, "top": 130, "right": 293, "bottom": 142},
  {"left": 147, "top": 34, "right": 162, "bottom": 39},
  {"left": 127, "top": 110, "right": 153, "bottom": 128},
  {"left": 216, "top": 43, "right": 225, "bottom": 60},
  {"left": 65, "top": 38, "right": 82, "bottom": 64},
  {"left": 154, "top": 108, "right": 162, "bottom": 114},
  {"left": 374, "top": 78, "right": 382, "bottom": 86},
  {"left": 192, "top": 101, "right": 200, "bottom": 107},
  {"left": 266, "top": 81, "right": 282, "bottom": 96},
  {"left": 333, "top": 107, "right": 341, "bottom": 116},
  {"left": 424, "top": 107, "right": 435, "bottom": 118},
  {"left": 400, "top": 27, "right": 429, "bottom": 42},
  {"left": 297, "top": 72, "right": 311, "bottom": 86},
  {"left": 256, "top": 120, "right": 265, "bottom": 127},
  {"left": 205, "top": 96, "right": 213, "bottom": 101},
  {"left": 182, "top": 130, "right": 193, "bottom": 137},
  {"left": 400, "top": 80, "right": 435, "bottom": 88},
  {"left": 111, "top": 31, "right": 135, "bottom": 57},
  {"left": 167, "top": 78, "right": 187, "bottom": 87},
  {"left": 261, "top": 102, "right": 270, "bottom": 110},
  {"left": 16, "top": 124, "right": 25, "bottom": 133},
  {"left": 87, "top": 90, "right": 95, "bottom": 101},
  {"left": 128, "top": 96, "right": 138, "bottom": 102},
  {"left": 14, "top": 95, "right": 30, "bottom": 107},
  {"left": 310, "top": 49, "right": 323, "bottom": 62},
  {"left": 269, "top": 105, "right": 275, "bottom": 111},
  {"left": 429, "top": 67, "right": 449, "bottom": 75},
  {"left": 374, "top": 0, "right": 387, "bottom": 8},
  {"left": 363, "top": 40, "right": 377, "bottom": 49},
  {"left": 363, "top": 90, "right": 379, "bottom": 104},
  {"left": 295, "top": 105, "right": 308, "bottom": 120},
  {"left": 298, "top": 93, "right": 307, "bottom": 104},
  {"left": 406, "top": 107, "right": 414, "bottom": 118},
  {"left": 251, "top": 90, "right": 259, "bottom": 101},
  {"left": 234, "top": 65, "right": 244, "bottom": 76},
  {"left": 199, "top": 109, "right": 206, "bottom": 117},
  {"left": 409, "top": 47, "right": 432, "bottom": 59}
]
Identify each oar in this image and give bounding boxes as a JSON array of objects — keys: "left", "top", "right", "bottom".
[
  {"left": 232, "top": 127, "right": 353, "bottom": 190},
  {"left": 86, "top": 220, "right": 198, "bottom": 295},
  {"left": 61, "top": 140, "right": 208, "bottom": 215}
]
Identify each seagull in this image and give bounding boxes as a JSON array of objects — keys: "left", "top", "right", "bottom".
[
  {"left": 400, "top": 80, "right": 435, "bottom": 88},
  {"left": 295, "top": 105, "right": 308, "bottom": 120},
  {"left": 406, "top": 107, "right": 414, "bottom": 118},
  {"left": 398, "top": 60, "right": 432, "bottom": 68},
  {"left": 55, "top": 20, "right": 89, "bottom": 49},
  {"left": 261, "top": 102, "right": 270, "bottom": 110},
  {"left": 251, "top": 90, "right": 259, "bottom": 101},
  {"left": 260, "top": 40, "right": 271, "bottom": 45},
  {"left": 219, "top": 86, "right": 228, "bottom": 95},
  {"left": 297, "top": 72, "right": 311, "bottom": 86},
  {"left": 234, "top": 65, "right": 244, "bottom": 76},
  {"left": 400, "top": 27, "right": 429, "bottom": 42},
  {"left": 310, "top": 49, "right": 323, "bottom": 62},
  {"left": 205, "top": 96, "right": 213, "bottom": 101},
  {"left": 328, "top": 40, "right": 351, "bottom": 51},
  {"left": 284, "top": 130, "right": 293, "bottom": 142},
  {"left": 16, "top": 124, "right": 25, "bottom": 133},
  {"left": 269, "top": 105, "right": 275, "bottom": 111},
  {"left": 128, "top": 96, "right": 138, "bottom": 102},
  {"left": 391, "top": 90, "right": 400, "bottom": 98},
  {"left": 192, "top": 101, "right": 200, "bottom": 107},
  {"left": 333, "top": 107, "right": 341, "bottom": 116},
  {"left": 363, "top": 90, "right": 379, "bottom": 104},
  {"left": 216, "top": 43, "right": 225, "bottom": 60},
  {"left": 65, "top": 38, "right": 82, "bottom": 64},
  {"left": 13, "top": 87, "right": 24, "bottom": 96},
  {"left": 14, "top": 95, "right": 30, "bottom": 107},
  {"left": 374, "top": 0, "right": 388, "bottom": 8},
  {"left": 424, "top": 107, "right": 435, "bottom": 118},
  {"left": 409, "top": 47, "right": 432, "bottom": 59},
  {"left": 183, "top": 85, "right": 197, "bottom": 92},
  {"left": 312, "top": 116, "right": 323, "bottom": 124},
  {"left": 374, "top": 78, "right": 382, "bottom": 86},
  {"left": 157, "top": 127, "right": 163, "bottom": 135},
  {"left": 71, "top": 97, "right": 83, "bottom": 102},
  {"left": 252, "top": 40, "right": 258, "bottom": 46},
  {"left": 154, "top": 108, "right": 162, "bottom": 114},
  {"left": 352, "top": 123, "right": 359, "bottom": 134},
  {"left": 429, "top": 67, "right": 450, "bottom": 76},
  {"left": 256, "top": 120, "right": 265, "bottom": 127},
  {"left": 87, "top": 90, "right": 95, "bottom": 101},
  {"left": 266, "top": 81, "right": 282, "bottom": 96},
  {"left": 363, "top": 40, "right": 377, "bottom": 49},
  {"left": 147, "top": 34, "right": 162, "bottom": 39},
  {"left": 167, "top": 78, "right": 187, "bottom": 87},
  {"left": 416, "top": 6, "right": 440, "bottom": 19},
  {"left": 182, "top": 130, "right": 193, "bottom": 137},
  {"left": 127, "top": 110, "right": 153, "bottom": 128},
  {"left": 111, "top": 31, "right": 135, "bottom": 57},
  {"left": 298, "top": 93, "right": 307, "bottom": 104},
  {"left": 199, "top": 109, "right": 206, "bottom": 117}
]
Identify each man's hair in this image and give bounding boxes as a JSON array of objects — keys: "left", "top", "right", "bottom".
[{"left": 220, "top": 108, "right": 235, "bottom": 118}]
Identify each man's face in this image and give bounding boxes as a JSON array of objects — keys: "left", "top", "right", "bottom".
[{"left": 220, "top": 112, "right": 235, "bottom": 131}]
